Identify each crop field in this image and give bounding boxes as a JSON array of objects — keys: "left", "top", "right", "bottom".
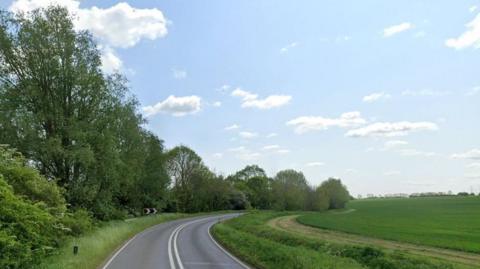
[
  {"left": 213, "top": 211, "right": 476, "bottom": 269},
  {"left": 298, "top": 196, "right": 480, "bottom": 253}
]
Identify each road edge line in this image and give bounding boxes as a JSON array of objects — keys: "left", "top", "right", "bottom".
[
  {"left": 101, "top": 235, "right": 137, "bottom": 269},
  {"left": 207, "top": 222, "right": 251, "bottom": 269}
]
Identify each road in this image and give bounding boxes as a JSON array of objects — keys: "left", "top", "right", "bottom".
[{"left": 102, "top": 213, "right": 250, "bottom": 269}]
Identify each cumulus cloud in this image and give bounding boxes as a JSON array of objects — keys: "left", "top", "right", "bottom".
[
  {"left": 10, "top": 0, "right": 169, "bottom": 70},
  {"left": 466, "top": 86, "right": 480, "bottom": 96},
  {"left": 262, "top": 145, "right": 280, "bottom": 150},
  {"left": 280, "top": 42, "right": 298, "bottom": 53},
  {"left": 446, "top": 13, "right": 480, "bottom": 49},
  {"left": 398, "top": 149, "right": 437, "bottom": 157},
  {"left": 99, "top": 46, "right": 122, "bottom": 73},
  {"left": 142, "top": 95, "right": 201, "bottom": 117},
  {"left": 384, "top": 171, "right": 401, "bottom": 176},
  {"left": 212, "top": 101, "right": 222, "bottom": 107},
  {"left": 306, "top": 162, "right": 325, "bottom": 167},
  {"left": 363, "top": 92, "right": 391, "bottom": 103},
  {"left": 383, "top": 22, "right": 414, "bottom": 37},
  {"left": 383, "top": 140, "right": 408, "bottom": 150},
  {"left": 466, "top": 162, "right": 480, "bottom": 169},
  {"left": 239, "top": 131, "right": 258, "bottom": 139},
  {"left": 231, "top": 88, "right": 291, "bottom": 109},
  {"left": 224, "top": 124, "right": 240, "bottom": 131},
  {"left": 172, "top": 68, "right": 187, "bottom": 79},
  {"left": 287, "top": 112, "right": 366, "bottom": 134},
  {"left": 266, "top": 133, "right": 278, "bottom": 138},
  {"left": 402, "top": 89, "right": 450, "bottom": 97},
  {"left": 470, "top": 6, "right": 478, "bottom": 13},
  {"left": 346, "top": 121, "right": 438, "bottom": 137},
  {"left": 451, "top": 149, "right": 480, "bottom": 160}
]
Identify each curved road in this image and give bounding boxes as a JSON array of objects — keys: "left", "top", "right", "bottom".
[{"left": 103, "top": 214, "right": 250, "bottom": 269}]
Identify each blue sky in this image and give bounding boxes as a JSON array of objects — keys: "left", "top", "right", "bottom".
[{"left": 4, "top": 0, "right": 480, "bottom": 196}]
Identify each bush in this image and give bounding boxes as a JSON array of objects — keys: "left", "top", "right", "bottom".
[{"left": 61, "top": 209, "right": 94, "bottom": 236}]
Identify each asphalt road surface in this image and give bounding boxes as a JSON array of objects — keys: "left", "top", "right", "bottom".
[{"left": 103, "top": 213, "right": 250, "bottom": 269}]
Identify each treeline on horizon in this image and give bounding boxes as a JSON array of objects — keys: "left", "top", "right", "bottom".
[{"left": 0, "top": 6, "right": 350, "bottom": 268}]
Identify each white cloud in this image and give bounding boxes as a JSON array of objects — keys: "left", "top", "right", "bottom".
[
  {"left": 445, "top": 13, "right": 480, "bottom": 49},
  {"left": 398, "top": 149, "right": 437, "bottom": 157},
  {"left": 363, "top": 92, "right": 391, "bottom": 103},
  {"left": 346, "top": 121, "right": 438, "bottom": 137},
  {"left": 99, "top": 46, "right": 122, "bottom": 73},
  {"left": 11, "top": 1, "right": 168, "bottom": 48},
  {"left": 384, "top": 171, "right": 401, "bottom": 176},
  {"left": 224, "top": 124, "right": 240, "bottom": 131},
  {"left": 466, "top": 86, "right": 480, "bottom": 96},
  {"left": 266, "top": 133, "right": 278, "bottom": 138},
  {"left": 287, "top": 111, "right": 366, "bottom": 134},
  {"left": 451, "top": 149, "right": 480, "bottom": 160},
  {"left": 280, "top": 42, "right": 298, "bottom": 53},
  {"left": 383, "top": 140, "right": 408, "bottom": 150},
  {"left": 277, "top": 149, "right": 290, "bottom": 154},
  {"left": 172, "top": 68, "right": 187, "bottom": 79},
  {"left": 470, "top": 5, "right": 478, "bottom": 13},
  {"left": 466, "top": 162, "right": 480, "bottom": 169},
  {"left": 306, "top": 162, "right": 325, "bottom": 167},
  {"left": 228, "top": 146, "right": 246, "bottom": 152},
  {"left": 402, "top": 89, "right": 450, "bottom": 97},
  {"left": 239, "top": 131, "right": 258, "bottom": 139},
  {"left": 216, "top": 84, "right": 231, "bottom": 94},
  {"left": 212, "top": 153, "right": 223, "bottom": 159},
  {"left": 231, "top": 88, "right": 291, "bottom": 109},
  {"left": 212, "top": 101, "right": 222, "bottom": 107},
  {"left": 10, "top": 0, "right": 168, "bottom": 73},
  {"left": 142, "top": 95, "right": 201, "bottom": 117},
  {"left": 383, "top": 22, "right": 414, "bottom": 37},
  {"left": 262, "top": 145, "right": 280, "bottom": 150},
  {"left": 414, "top": 31, "right": 426, "bottom": 38},
  {"left": 231, "top": 88, "right": 258, "bottom": 101}
]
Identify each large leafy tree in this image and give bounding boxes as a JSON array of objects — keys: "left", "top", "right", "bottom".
[
  {"left": 272, "top": 169, "right": 310, "bottom": 210},
  {"left": 0, "top": 7, "right": 169, "bottom": 219}
]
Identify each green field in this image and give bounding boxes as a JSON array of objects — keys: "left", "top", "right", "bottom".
[
  {"left": 298, "top": 196, "right": 480, "bottom": 253},
  {"left": 213, "top": 211, "right": 471, "bottom": 269}
]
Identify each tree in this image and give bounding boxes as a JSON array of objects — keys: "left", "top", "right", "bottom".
[
  {"left": 316, "top": 178, "right": 351, "bottom": 209},
  {"left": 272, "top": 169, "right": 310, "bottom": 210},
  {"left": 0, "top": 7, "right": 165, "bottom": 219},
  {"left": 166, "top": 145, "right": 203, "bottom": 212},
  {"left": 227, "top": 165, "right": 271, "bottom": 209}
]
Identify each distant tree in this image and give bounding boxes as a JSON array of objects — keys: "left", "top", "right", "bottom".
[
  {"left": 317, "top": 178, "right": 351, "bottom": 209},
  {"left": 272, "top": 169, "right": 310, "bottom": 210},
  {"left": 227, "top": 165, "right": 271, "bottom": 209}
]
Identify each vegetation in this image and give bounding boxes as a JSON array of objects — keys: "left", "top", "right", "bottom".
[
  {"left": 298, "top": 196, "right": 480, "bottom": 253},
  {"left": 0, "top": 6, "right": 352, "bottom": 268},
  {"left": 38, "top": 213, "right": 187, "bottom": 269},
  {"left": 213, "top": 212, "right": 473, "bottom": 269}
]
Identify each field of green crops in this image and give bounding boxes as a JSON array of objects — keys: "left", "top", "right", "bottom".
[{"left": 298, "top": 196, "right": 480, "bottom": 253}]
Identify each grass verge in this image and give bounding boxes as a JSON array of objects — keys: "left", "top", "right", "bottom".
[
  {"left": 212, "top": 211, "right": 474, "bottom": 269},
  {"left": 37, "top": 213, "right": 188, "bottom": 269}
]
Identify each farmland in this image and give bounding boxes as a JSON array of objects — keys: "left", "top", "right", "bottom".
[{"left": 298, "top": 196, "right": 480, "bottom": 253}]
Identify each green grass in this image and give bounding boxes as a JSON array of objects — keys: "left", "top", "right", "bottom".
[
  {"left": 37, "top": 213, "right": 188, "bottom": 269},
  {"left": 212, "top": 211, "right": 462, "bottom": 269},
  {"left": 298, "top": 196, "right": 480, "bottom": 253}
]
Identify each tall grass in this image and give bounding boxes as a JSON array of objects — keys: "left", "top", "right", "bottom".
[{"left": 37, "top": 213, "right": 187, "bottom": 269}]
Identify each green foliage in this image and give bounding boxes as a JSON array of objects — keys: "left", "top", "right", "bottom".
[
  {"left": 298, "top": 196, "right": 480, "bottom": 253},
  {"left": 0, "top": 174, "right": 63, "bottom": 268},
  {"left": 316, "top": 178, "right": 351, "bottom": 209},
  {"left": 213, "top": 212, "right": 463, "bottom": 269},
  {"left": 272, "top": 169, "right": 310, "bottom": 210},
  {"left": 0, "top": 7, "right": 170, "bottom": 219}
]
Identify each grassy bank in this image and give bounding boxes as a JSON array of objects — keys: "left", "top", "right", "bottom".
[
  {"left": 212, "top": 211, "right": 472, "bottom": 269},
  {"left": 298, "top": 196, "right": 480, "bottom": 253},
  {"left": 37, "top": 213, "right": 188, "bottom": 269}
]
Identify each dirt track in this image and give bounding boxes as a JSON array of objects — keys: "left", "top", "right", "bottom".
[{"left": 267, "top": 215, "right": 480, "bottom": 267}]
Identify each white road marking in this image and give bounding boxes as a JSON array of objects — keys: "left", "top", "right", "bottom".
[
  {"left": 208, "top": 221, "right": 251, "bottom": 269},
  {"left": 102, "top": 235, "right": 137, "bottom": 269}
]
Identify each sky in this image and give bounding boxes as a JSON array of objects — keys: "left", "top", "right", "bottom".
[{"left": 2, "top": 0, "right": 480, "bottom": 196}]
